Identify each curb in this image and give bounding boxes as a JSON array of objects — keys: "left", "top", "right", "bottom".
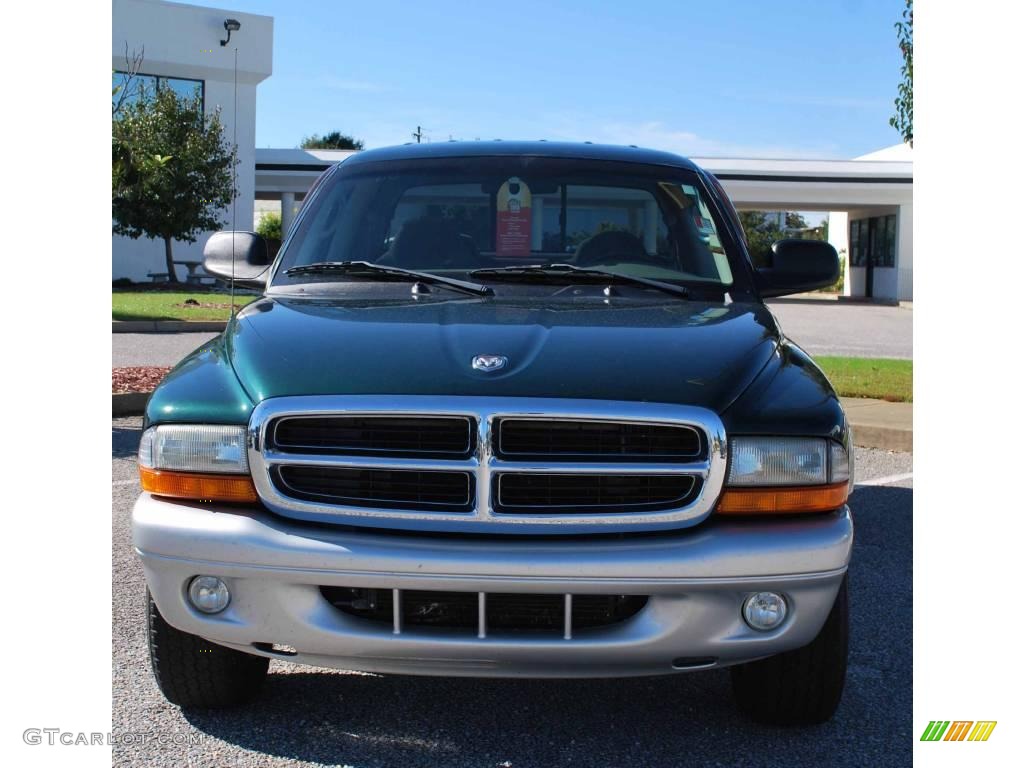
[
  {"left": 113, "top": 320, "right": 226, "bottom": 333},
  {"left": 835, "top": 296, "right": 900, "bottom": 307},
  {"left": 842, "top": 397, "right": 913, "bottom": 452},
  {"left": 849, "top": 423, "right": 912, "bottom": 452},
  {"left": 113, "top": 392, "right": 150, "bottom": 417}
]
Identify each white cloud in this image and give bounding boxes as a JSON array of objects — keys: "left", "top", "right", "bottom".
[{"left": 548, "top": 119, "right": 840, "bottom": 160}]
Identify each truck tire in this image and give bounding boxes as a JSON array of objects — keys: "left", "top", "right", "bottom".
[
  {"left": 730, "top": 575, "right": 848, "bottom": 726},
  {"left": 146, "top": 589, "right": 269, "bottom": 709}
]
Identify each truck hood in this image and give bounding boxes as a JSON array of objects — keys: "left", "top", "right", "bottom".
[{"left": 227, "top": 295, "right": 781, "bottom": 412}]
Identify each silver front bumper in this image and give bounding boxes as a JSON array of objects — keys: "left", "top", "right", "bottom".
[{"left": 133, "top": 493, "right": 853, "bottom": 678}]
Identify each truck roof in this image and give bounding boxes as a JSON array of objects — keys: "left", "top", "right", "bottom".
[{"left": 344, "top": 140, "right": 699, "bottom": 171}]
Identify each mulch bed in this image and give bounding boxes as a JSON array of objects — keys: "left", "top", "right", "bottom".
[{"left": 113, "top": 367, "right": 171, "bottom": 394}]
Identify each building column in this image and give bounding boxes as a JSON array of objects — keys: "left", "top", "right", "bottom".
[
  {"left": 281, "top": 192, "right": 296, "bottom": 237},
  {"left": 827, "top": 211, "right": 850, "bottom": 296}
]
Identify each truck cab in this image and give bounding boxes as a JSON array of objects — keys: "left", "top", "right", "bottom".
[{"left": 134, "top": 141, "right": 851, "bottom": 725}]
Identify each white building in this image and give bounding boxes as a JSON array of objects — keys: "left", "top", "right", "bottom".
[
  {"left": 112, "top": 0, "right": 272, "bottom": 282},
  {"left": 113, "top": 0, "right": 912, "bottom": 302}
]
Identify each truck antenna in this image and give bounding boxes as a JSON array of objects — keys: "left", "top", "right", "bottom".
[{"left": 229, "top": 45, "right": 238, "bottom": 318}]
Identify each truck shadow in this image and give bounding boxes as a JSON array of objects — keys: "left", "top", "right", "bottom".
[
  {"left": 112, "top": 423, "right": 142, "bottom": 458},
  {"left": 179, "top": 483, "right": 912, "bottom": 768}
]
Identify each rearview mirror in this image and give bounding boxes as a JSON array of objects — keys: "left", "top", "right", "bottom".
[
  {"left": 203, "top": 231, "right": 272, "bottom": 287},
  {"left": 756, "top": 239, "right": 839, "bottom": 298}
]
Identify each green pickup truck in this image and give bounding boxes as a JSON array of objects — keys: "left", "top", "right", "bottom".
[{"left": 134, "top": 141, "right": 852, "bottom": 725}]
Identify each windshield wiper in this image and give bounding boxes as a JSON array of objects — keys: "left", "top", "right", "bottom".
[
  {"left": 469, "top": 263, "right": 689, "bottom": 299},
  {"left": 284, "top": 261, "right": 493, "bottom": 297}
]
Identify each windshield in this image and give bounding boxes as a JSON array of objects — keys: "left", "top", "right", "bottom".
[{"left": 272, "top": 156, "right": 747, "bottom": 294}]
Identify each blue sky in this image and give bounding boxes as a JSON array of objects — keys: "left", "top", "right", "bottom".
[{"left": 194, "top": 0, "right": 905, "bottom": 159}]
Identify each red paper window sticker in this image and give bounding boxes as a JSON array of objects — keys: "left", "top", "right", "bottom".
[{"left": 496, "top": 177, "right": 532, "bottom": 258}]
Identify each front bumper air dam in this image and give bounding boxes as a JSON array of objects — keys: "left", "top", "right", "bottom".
[{"left": 133, "top": 493, "right": 853, "bottom": 678}]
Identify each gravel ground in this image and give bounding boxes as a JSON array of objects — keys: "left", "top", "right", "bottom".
[
  {"left": 110, "top": 301, "right": 911, "bottom": 367},
  {"left": 113, "top": 418, "right": 912, "bottom": 767}
]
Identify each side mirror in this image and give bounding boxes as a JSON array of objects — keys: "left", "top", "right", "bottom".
[
  {"left": 203, "top": 231, "right": 272, "bottom": 287},
  {"left": 756, "top": 239, "right": 839, "bottom": 298}
]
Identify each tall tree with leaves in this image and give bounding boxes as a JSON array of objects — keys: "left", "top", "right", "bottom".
[
  {"left": 890, "top": 0, "right": 913, "bottom": 145},
  {"left": 112, "top": 88, "right": 236, "bottom": 282},
  {"left": 300, "top": 131, "right": 364, "bottom": 150}
]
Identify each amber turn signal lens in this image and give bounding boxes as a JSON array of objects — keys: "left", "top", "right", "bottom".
[
  {"left": 139, "top": 467, "right": 258, "bottom": 503},
  {"left": 716, "top": 482, "right": 849, "bottom": 515}
]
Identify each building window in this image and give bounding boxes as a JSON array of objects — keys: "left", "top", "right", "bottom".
[
  {"left": 112, "top": 71, "right": 204, "bottom": 112},
  {"left": 849, "top": 214, "right": 896, "bottom": 268}
]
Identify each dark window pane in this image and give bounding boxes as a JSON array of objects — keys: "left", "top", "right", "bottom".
[
  {"left": 159, "top": 76, "right": 203, "bottom": 106},
  {"left": 112, "top": 71, "right": 156, "bottom": 107},
  {"left": 850, "top": 219, "right": 863, "bottom": 267},
  {"left": 884, "top": 215, "right": 896, "bottom": 266},
  {"left": 113, "top": 71, "right": 203, "bottom": 111}
]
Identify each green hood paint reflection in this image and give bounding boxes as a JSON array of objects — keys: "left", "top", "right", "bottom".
[{"left": 225, "top": 296, "right": 781, "bottom": 412}]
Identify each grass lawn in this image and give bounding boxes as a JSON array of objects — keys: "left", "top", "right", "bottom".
[
  {"left": 816, "top": 356, "right": 912, "bottom": 402},
  {"left": 113, "top": 292, "right": 255, "bottom": 321}
]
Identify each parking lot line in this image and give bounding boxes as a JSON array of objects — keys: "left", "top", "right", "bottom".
[{"left": 857, "top": 472, "right": 913, "bottom": 487}]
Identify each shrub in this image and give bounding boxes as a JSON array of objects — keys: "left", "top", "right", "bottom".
[
  {"left": 816, "top": 254, "right": 846, "bottom": 294},
  {"left": 256, "top": 211, "right": 282, "bottom": 241}
]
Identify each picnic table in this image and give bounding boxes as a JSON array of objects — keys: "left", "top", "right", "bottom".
[{"left": 173, "top": 260, "right": 212, "bottom": 285}]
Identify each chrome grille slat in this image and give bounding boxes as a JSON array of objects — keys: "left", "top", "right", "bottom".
[
  {"left": 497, "top": 418, "right": 703, "bottom": 462},
  {"left": 495, "top": 473, "right": 699, "bottom": 513},
  {"left": 272, "top": 414, "right": 473, "bottom": 458},
  {"left": 247, "top": 396, "right": 728, "bottom": 533}
]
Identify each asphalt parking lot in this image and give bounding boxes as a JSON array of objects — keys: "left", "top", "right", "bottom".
[
  {"left": 113, "top": 417, "right": 912, "bottom": 767},
  {"left": 111, "top": 300, "right": 911, "bottom": 367}
]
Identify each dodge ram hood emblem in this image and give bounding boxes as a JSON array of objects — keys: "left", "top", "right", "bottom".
[{"left": 472, "top": 354, "right": 508, "bottom": 372}]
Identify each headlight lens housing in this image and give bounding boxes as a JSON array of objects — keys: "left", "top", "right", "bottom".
[
  {"left": 718, "top": 437, "right": 850, "bottom": 515},
  {"left": 727, "top": 437, "right": 830, "bottom": 486},
  {"left": 138, "top": 425, "right": 257, "bottom": 503},
  {"left": 139, "top": 425, "right": 249, "bottom": 474}
]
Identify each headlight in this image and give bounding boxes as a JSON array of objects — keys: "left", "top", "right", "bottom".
[
  {"left": 718, "top": 437, "right": 850, "bottom": 515},
  {"left": 138, "top": 425, "right": 257, "bottom": 502},
  {"left": 139, "top": 424, "right": 249, "bottom": 473}
]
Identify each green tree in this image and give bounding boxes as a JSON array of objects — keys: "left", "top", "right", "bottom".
[
  {"left": 890, "top": 0, "right": 913, "bottom": 145},
  {"left": 785, "top": 212, "right": 808, "bottom": 230},
  {"left": 112, "top": 87, "right": 236, "bottom": 282},
  {"left": 738, "top": 211, "right": 785, "bottom": 268},
  {"left": 300, "top": 131, "right": 365, "bottom": 150}
]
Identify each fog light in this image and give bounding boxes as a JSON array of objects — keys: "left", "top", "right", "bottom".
[
  {"left": 188, "top": 576, "right": 230, "bottom": 614},
  {"left": 743, "top": 592, "right": 787, "bottom": 631}
]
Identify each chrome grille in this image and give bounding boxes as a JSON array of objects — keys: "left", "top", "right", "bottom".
[{"left": 247, "top": 396, "right": 727, "bottom": 534}]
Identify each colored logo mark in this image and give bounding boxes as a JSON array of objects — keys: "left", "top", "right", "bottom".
[{"left": 920, "top": 721, "right": 997, "bottom": 742}]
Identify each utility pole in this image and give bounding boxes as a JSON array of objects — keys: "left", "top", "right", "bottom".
[{"left": 412, "top": 125, "right": 424, "bottom": 144}]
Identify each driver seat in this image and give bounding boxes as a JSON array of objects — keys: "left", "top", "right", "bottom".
[
  {"left": 573, "top": 229, "right": 648, "bottom": 267},
  {"left": 384, "top": 217, "right": 478, "bottom": 270}
]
